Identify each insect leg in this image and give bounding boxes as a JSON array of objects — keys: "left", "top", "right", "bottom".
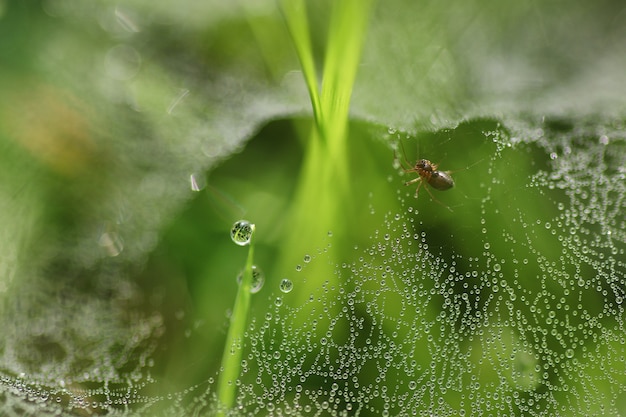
[
  {"left": 398, "top": 140, "right": 416, "bottom": 170},
  {"left": 404, "top": 177, "right": 422, "bottom": 187},
  {"left": 414, "top": 179, "right": 424, "bottom": 198},
  {"left": 422, "top": 184, "right": 453, "bottom": 212}
]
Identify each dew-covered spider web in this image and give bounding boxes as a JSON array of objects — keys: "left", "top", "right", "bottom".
[
  {"left": 2, "top": 0, "right": 626, "bottom": 415},
  {"left": 1, "top": 115, "right": 626, "bottom": 416},
  {"left": 207, "top": 118, "right": 626, "bottom": 416}
]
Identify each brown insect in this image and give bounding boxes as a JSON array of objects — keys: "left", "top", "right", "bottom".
[{"left": 395, "top": 142, "right": 455, "bottom": 209}]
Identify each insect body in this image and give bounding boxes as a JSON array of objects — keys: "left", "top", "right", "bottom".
[
  {"left": 403, "top": 159, "right": 454, "bottom": 197},
  {"left": 394, "top": 142, "right": 456, "bottom": 210},
  {"left": 404, "top": 159, "right": 454, "bottom": 195}
]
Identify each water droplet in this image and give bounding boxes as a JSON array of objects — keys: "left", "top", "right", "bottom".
[
  {"left": 303, "top": 254, "right": 311, "bottom": 263},
  {"left": 189, "top": 173, "right": 206, "bottom": 192},
  {"left": 295, "top": 264, "right": 302, "bottom": 272},
  {"left": 236, "top": 265, "right": 264, "bottom": 294},
  {"left": 104, "top": 44, "right": 141, "bottom": 80},
  {"left": 279, "top": 278, "right": 293, "bottom": 293},
  {"left": 565, "top": 348, "right": 574, "bottom": 359},
  {"left": 99, "top": 231, "right": 124, "bottom": 257},
  {"left": 230, "top": 220, "right": 254, "bottom": 246},
  {"left": 114, "top": 6, "right": 141, "bottom": 33},
  {"left": 167, "top": 88, "right": 190, "bottom": 114}
]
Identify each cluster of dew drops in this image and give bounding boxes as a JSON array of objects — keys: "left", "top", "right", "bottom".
[{"left": 230, "top": 220, "right": 293, "bottom": 295}]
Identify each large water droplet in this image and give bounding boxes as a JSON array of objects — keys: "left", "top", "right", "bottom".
[
  {"left": 236, "top": 265, "right": 264, "bottom": 294},
  {"left": 279, "top": 278, "right": 293, "bottom": 293},
  {"left": 230, "top": 220, "right": 254, "bottom": 246}
]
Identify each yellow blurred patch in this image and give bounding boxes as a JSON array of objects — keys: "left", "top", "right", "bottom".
[{"left": 1, "top": 82, "right": 98, "bottom": 176}]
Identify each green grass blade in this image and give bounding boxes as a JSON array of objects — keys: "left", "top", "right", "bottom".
[
  {"left": 320, "top": 0, "right": 373, "bottom": 146},
  {"left": 216, "top": 225, "right": 256, "bottom": 416},
  {"left": 275, "top": 0, "right": 375, "bottom": 293},
  {"left": 279, "top": 0, "right": 322, "bottom": 127}
]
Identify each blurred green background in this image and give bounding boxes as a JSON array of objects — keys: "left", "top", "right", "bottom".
[{"left": 1, "top": 0, "right": 625, "bottom": 416}]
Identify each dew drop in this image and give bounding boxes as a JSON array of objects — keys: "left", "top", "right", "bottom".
[
  {"left": 303, "top": 254, "right": 311, "bottom": 263},
  {"left": 99, "top": 231, "right": 124, "bottom": 257},
  {"left": 167, "top": 88, "right": 190, "bottom": 114},
  {"left": 230, "top": 220, "right": 254, "bottom": 246},
  {"left": 279, "top": 278, "right": 293, "bottom": 294},
  {"left": 565, "top": 348, "right": 574, "bottom": 359},
  {"left": 236, "top": 265, "right": 265, "bottom": 294},
  {"left": 189, "top": 173, "right": 206, "bottom": 192},
  {"left": 104, "top": 44, "right": 141, "bottom": 80}
]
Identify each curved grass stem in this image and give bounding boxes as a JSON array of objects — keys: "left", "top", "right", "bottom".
[
  {"left": 279, "top": 0, "right": 322, "bottom": 127},
  {"left": 278, "top": 0, "right": 374, "bottom": 277}
]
